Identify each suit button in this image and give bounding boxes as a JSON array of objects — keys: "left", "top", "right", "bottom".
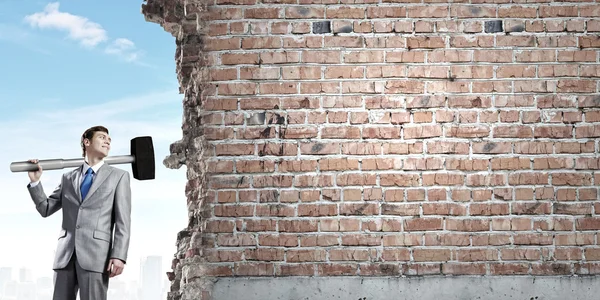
[{"left": 76, "top": 225, "right": 80, "bottom": 229}]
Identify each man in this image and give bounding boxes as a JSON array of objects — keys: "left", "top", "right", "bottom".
[{"left": 26, "top": 126, "right": 132, "bottom": 300}]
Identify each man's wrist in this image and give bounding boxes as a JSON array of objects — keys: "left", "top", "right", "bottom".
[{"left": 111, "top": 257, "right": 126, "bottom": 264}]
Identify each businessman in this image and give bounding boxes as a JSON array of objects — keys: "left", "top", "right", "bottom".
[{"left": 26, "top": 126, "right": 131, "bottom": 300}]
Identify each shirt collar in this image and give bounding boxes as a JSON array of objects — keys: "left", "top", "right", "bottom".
[{"left": 82, "top": 157, "right": 105, "bottom": 174}]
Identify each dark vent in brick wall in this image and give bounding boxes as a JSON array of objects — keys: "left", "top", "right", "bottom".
[
  {"left": 313, "top": 21, "right": 331, "bottom": 34},
  {"left": 485, "top": 20, "right": 503, "bottom": 33}
]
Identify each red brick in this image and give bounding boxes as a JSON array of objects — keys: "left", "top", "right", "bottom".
[
  {"left": 299, "top": 235, "right": 338, "bottom": 247},
  {"left": 446, "top": 219, "right": 489, "bottom": 231},
  {"left": 330, "top": 249, "right": 373, "bottom": 261},
  {"left": 337, "top": 174, "right": 376, "bottom": 186},
  {"left": 387, "top": 51, "right": 425, "bottom": 63},
  {"left": 449, "top": 5, "right": 495, "bottom": 18},
  {"left": 451, "top": 36, "right": 494, "bottom": 48},
  {"left": 325, "top": 66, "right": 364, "bottom": 79},
  {"left": 382, "top": 249, "right": 411, "bottom": 261},
  {"left": 474, "top": 50, "right": 512, "bottom": 62},
  {"left": 403, "top": 125, "right": 442, "bottom": 139},
  {"left": 501, "top": 249, "right": 540, "bottom": 261},
  {"left": 408, "top": 6, "right": 448, "bottom": 18},
  {"left": 552, "top": 173, "right": 593, "bottom": 186},
  {"left": 234, "top": 263, "right": 274, "bottom": 276},
  {"left": 557, "top": 81, "right": 595, "bottom": 95},
  {"left": 255, "top": 205, "right": 295, "bottom": 217},
  {"left": 325, "top": 36, "right": 364, "bottom": 48},
  {"left": 345, "top": 51, "right": 385, "bottom": 63},
  {"left": 413, "top": 249, "right": 451, "bottom": 262},
  {"left": 327, "top": 6, "right": 365, "bottom": 18},
  {"left": 451, "top": 66, "right": 492, "bottom": 79},
  {"left": 445, "top": 125, "right": 490, "bottom": 138},
  {"left": 260, "top": 51, "right": 300, "bottom": 64},
  {"left": 408, "top": 66, "right": 449, "bottom": 78},
  {"left": 407, "top": 37, "right": 445, "bottom": 49},
  {"left": 368, "top": 6, "right": 406, "bottom": 18},
  {"left": 285, "top": 7, "right": 324, "bottom": 18},
  {"left": 490, "top": 263, "right": 529, "bottom": 275},
  {"left": 353, "top": 21, "right": 372, "bottom": 33},
  {"left": 279, "top": 220, "right": 318, "bottom": 233},
  {"left": 259, "top": 82, "right": 298, "bottom": 94},
  {"left": 341, "top": 234, "right": 381, "bottom": 246},
  {"left": 382, "top": 203, "right": 419, "bottom": 216},
  {"left": 296, "top": 175, "right": 335, "bottom": 187},
  {"left": 443, "top": 263, "right": 486, "bottom": 275},
  {"left": 281, "top": 66, "right": 321, "bottom": 80},
  {"left": 405, "top": 218, "right": 443, "bottom": 231},
  {"left": 497, "top": 65, "right": 536, "bottom": 78},
  {"left": 286, "top": 249, "right": 327, "bottom": 262},
  {"left": 363, "top": 127, "right": 401, "bottom": 139},
  {"left": 318, "top": 263, "right": 358, "bottom": 275},
  {"left": 428, "top": 142, "right": 469, "bottom": 154},
  {"left": 499, "top": 6, "right": 537, "bottom": 18},
  {"left": 493, "top": 125, "right": 533, "bottom": 138},
  {"left": 342, "top": 142, "right": 383, "bottom": 155},
  {"left": 302, "top": 50, "right": 341, "bottom": 64},
  {"left": 276, "top": 264, "right": 314, "bottom": 276},
  {"left": 514, "top": 142, "right": 553, "bottom": 154},
  {"left": 218, "top": 83, "right": 257, "bottom": 95},
  {"left": 540, "top": 5, "right": 578, "bottom": 17},
  {"left": 514, "top": 233, "right": 553, "bottom": 245}
]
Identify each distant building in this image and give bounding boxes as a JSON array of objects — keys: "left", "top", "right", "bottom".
[
  {"left": 4, "top": 280, "right": 18, "bottom": 298},
  {"left": 18, "top": 268, "right": 33, "bottom": 283},
  {"left": 36, "top": 277, "right": 53, "bottom": 300},
  {"left": 162, "top": 279, "right": 170, "bottom": 299},
  {"left": 17, "top": 281, "right": 36, "bottom": 300},
  {"left": 108, "top": 277, "right": 139, "bottom": 300},
  {"left": 139, "top": 256, "right": 162, "bottom": 300},
  {"left": 0, "top": 267, "right": 12, "bottom": 295}
]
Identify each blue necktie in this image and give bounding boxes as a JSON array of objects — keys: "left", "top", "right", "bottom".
[{"left": 81, "top": 168, "right": 94, "bottom": 200}]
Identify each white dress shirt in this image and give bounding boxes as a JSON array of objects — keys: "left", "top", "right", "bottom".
[{"left": 29, "top": 157, "right": 105, "bottom": 187}]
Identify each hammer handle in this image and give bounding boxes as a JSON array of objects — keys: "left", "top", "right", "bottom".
[{"left": 10, "top": 155, "right": 135, "bottom": 172}]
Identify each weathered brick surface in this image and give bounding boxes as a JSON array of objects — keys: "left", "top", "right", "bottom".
[{"left": 144, "top": 0, "right": 600, "bottom": 299}]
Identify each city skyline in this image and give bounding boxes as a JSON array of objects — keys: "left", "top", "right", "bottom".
[
  {"left": 0, "top": 255, "right": 171, "bottom": 300},
  {"left": 0, "top": 256, "right": 172, "bottom": 282}
]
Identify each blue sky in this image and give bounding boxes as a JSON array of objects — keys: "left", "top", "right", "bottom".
[
  {"left": 0, "top": 0, "right": 178, "bottom": 114},
  {"left": 0, "top": 1, "right": 188, "bottom": 284}
]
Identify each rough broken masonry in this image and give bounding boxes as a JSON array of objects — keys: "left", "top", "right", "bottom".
[{"left": 141, "top": 0, "right": 600, "bottom": 299}]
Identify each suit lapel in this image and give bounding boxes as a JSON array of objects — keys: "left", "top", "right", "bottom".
[
  {"left": 82, "top": 164, "right": 113, "bottom": 202},
  {"left": 71, "top": 165, "right": 83, "bottom": 202}
]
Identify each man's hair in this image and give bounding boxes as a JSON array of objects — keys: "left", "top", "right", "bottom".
[{"left": 81, "top": 126, "right": 109, "bottom": 157}]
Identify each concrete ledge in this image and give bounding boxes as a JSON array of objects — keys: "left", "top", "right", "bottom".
[{"left": 212, "top": 276, "right": 599, "bottom": 300}]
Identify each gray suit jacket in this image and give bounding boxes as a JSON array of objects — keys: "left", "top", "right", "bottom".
[{"left": 27, "top": 164, "right": 131, "bottom": 273}]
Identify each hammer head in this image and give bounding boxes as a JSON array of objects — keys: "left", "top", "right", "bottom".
[{"left": 131, "top": 136, "right": 155, "bottom": 180}]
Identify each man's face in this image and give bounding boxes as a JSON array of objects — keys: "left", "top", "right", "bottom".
[{"left": 85, "top": 131, "right": 111, "bottom": 158}]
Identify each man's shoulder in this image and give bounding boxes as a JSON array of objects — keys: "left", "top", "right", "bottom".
[
  {"left": 104, "top": 164, "right": 130, "bottom": 177},
  {"left": 63, "top": 166, "right": 81, "bottom": 177}
]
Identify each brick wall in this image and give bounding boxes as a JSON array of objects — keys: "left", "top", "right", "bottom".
[{"left": 144, "top": 0, "right": 600, "bottom": 298}]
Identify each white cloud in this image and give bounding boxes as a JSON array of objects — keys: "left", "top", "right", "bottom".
[
  {"left": 35, "top": 89, "right": 179, "bottom": 121},
  {"left": 23, "top": 2, "right": 145, "bottom": 64},
  {"left": 105, "top": 38, "right": 142, "bottom": 63},
  {"left": 24, "top": 2, "right": 107, "bottom": 48},
  {"left": 0, "top": 89, "right": 188, "bottom": 281}
]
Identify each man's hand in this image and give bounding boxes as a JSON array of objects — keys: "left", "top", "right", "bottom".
[
  {"left": 27, "top": 159, "right": 42, "bottom": 182},
  {"left": 107, "top": 258, "right": 125, "bottom": 278}
]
